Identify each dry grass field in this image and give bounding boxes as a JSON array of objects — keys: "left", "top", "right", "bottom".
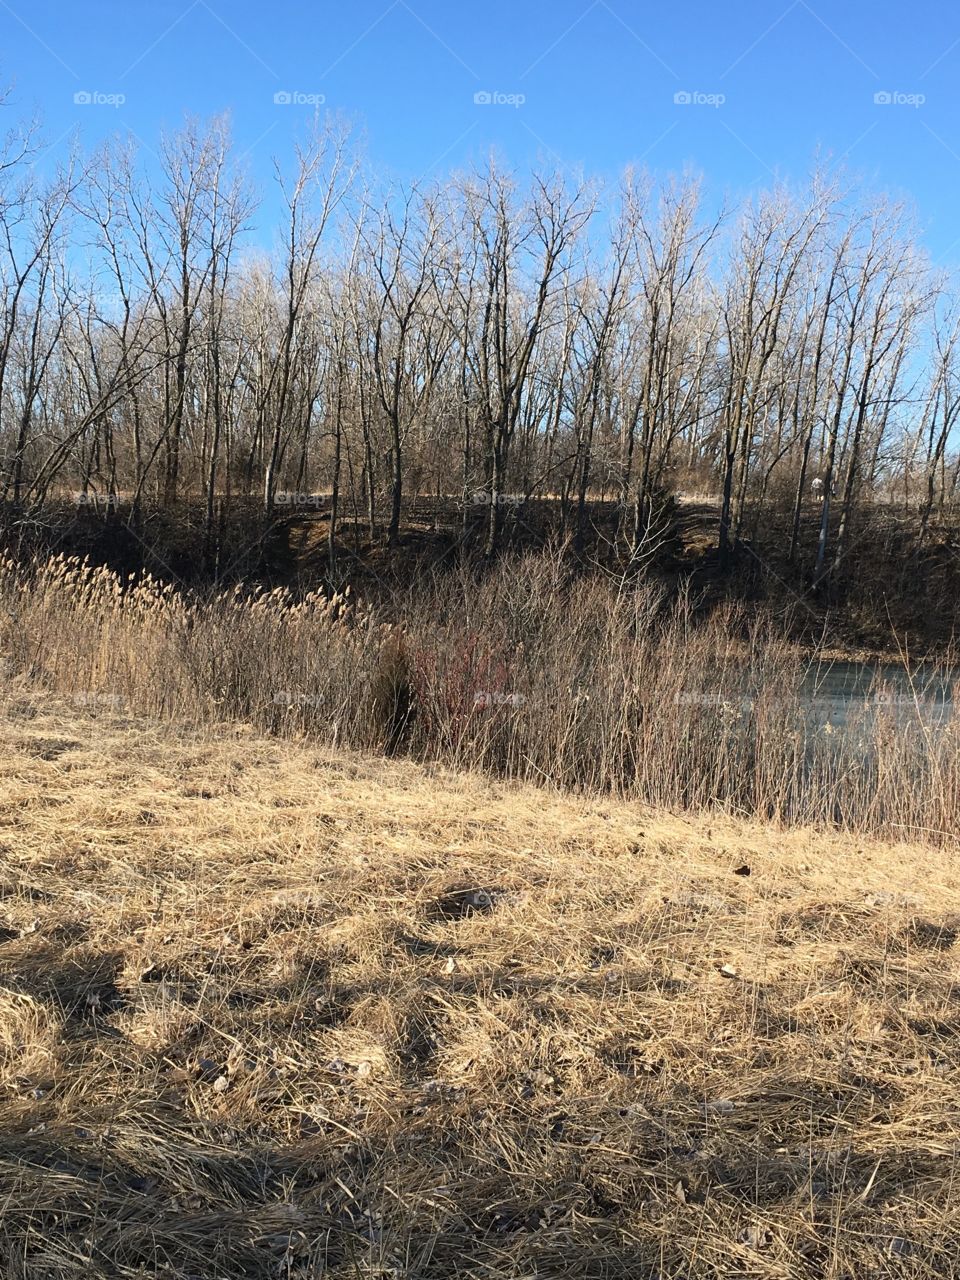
[{"left": 2, "top": 693, "right": 960, "bottom": 1277}]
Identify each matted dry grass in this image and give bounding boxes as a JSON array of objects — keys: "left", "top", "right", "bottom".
[{"left": 1, "top": 693, "right": 960, "bottom": 1277}]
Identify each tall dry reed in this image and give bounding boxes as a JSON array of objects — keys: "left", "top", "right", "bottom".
[{"left": 2, "top": 553, "right": 957, "bottom": 842}]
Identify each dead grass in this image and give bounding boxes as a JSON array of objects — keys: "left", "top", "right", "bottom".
[{"left": 1, "top": 694, "right": 960, "bottom": 1277}]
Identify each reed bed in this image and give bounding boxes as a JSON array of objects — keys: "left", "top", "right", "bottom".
[{"left": 1, "top": 552, "right": 957, "bottom": 842}]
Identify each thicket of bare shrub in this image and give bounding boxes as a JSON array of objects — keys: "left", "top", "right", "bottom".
[{"left": 4, "top": 553, "right": 957, "bottom": 842}]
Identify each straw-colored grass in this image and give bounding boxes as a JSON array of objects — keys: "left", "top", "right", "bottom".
[{"left": 1, "top": 692, "right": 959, "bottom": 1277}]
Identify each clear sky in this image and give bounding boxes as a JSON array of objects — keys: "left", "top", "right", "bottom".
[{"left": 4, "top": 0, "right": 960, "bottom": 260}]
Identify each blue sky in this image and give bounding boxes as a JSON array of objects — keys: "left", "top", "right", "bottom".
[{"left": 4, "top": 0, "right": 960, "bottom": 261}]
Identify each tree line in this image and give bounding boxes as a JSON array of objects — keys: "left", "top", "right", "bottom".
[{"left": 2, "top": 104, "right": 958, "bottom": 578}]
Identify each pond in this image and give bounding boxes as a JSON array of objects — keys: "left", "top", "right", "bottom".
[{"left": 798, "top": 659, "right": 955, "bottom": 730}]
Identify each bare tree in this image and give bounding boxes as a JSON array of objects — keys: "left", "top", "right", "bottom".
[{"left": 263, "top": 117, "right": 355, "bottom": 516}]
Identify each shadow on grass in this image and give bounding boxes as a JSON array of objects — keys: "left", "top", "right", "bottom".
[{"left": 1, "top": 891, "right": 959, "bottom": 1278}]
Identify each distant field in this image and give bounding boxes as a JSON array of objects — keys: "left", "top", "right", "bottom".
[{"left": 1, "top": 696, "right": 959, "bottom": 1277}]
